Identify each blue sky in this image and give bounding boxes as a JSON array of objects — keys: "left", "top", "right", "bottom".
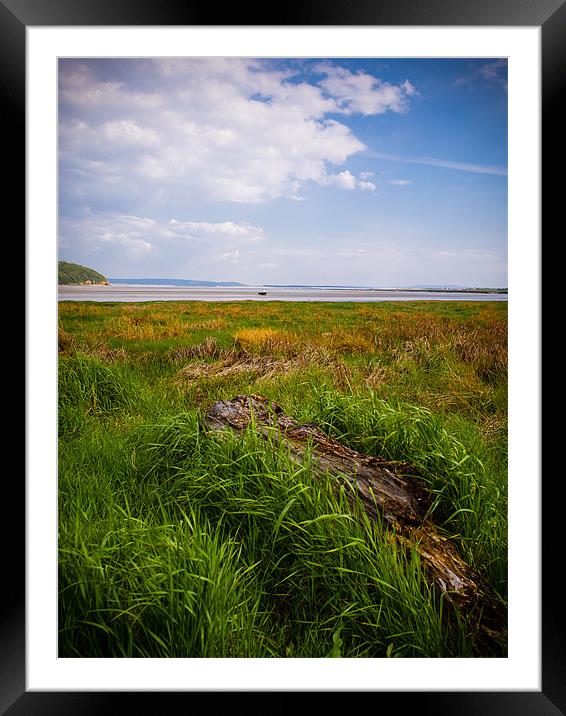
[{"left": 58, "top": 57, "right": 507, "bottom": 287}]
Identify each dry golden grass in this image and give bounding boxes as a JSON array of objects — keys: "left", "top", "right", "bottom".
[
  {"left": 175, "top": 355, "right": 300, "bottom": 384},
  {"left": 452, "top": 325, "right": 507, "bottom": 377},
  {"left": 368, "top": 311, "right": 507, "bottom": 378},
  {"left": 233, "top": 328, "right": 300, "bottom": 355},
  {"left": 104, "top": 314, "right": 188, "bottom": 340},
  {"left": 388, "top": 337, "right": 435, "bottom": 364},
  {"left": 364, "top": 364, "right": 390, "bottom": 389},
  {"left": 58, "top": 330, "right": 127, "bottom": 363},
  {"left": 188, "top": 319, "right": 228, "bottom": 330},
  {"left": 321, "top": 330, "right": 376, "bottom": 355},
  {"left": 173, "top": 333, "right": 355, "bottom": 391},
  {"left": 234, "top": 326, "right": 377, "bottom": 358},
  {"left": 167, "top": 336, "right": 225, "bottom": 362},
  {"left": 58, "top": 301, "right": 507, "bottom": 422},
  {"left": 88, "top": 345, "right": 128, "bottom": 362},
  {"left": 374, "top": 312, "right": 451, "bottom": 348},
  {"left": 58, "top": 326, "right": 76, "bottom": 353}
]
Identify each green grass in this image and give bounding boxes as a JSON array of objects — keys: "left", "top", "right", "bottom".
[{"left": 58, "top": 300, "right": 507, "bottom": 658}]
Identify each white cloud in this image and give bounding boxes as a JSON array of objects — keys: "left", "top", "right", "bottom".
[
  {"left": 329, "top": 170, "right": 357, "bottom": 190},
  {"left": 218, "top": 249, "right": 241, "bottom": 263},
  {"left": 59, "top": 59, "right": 386, "bottom": 206},
  {"left": 59, "top": 59, "right": 415, "bottom": 210},
  {"left": 401, "top": 80, "right": 418, "bottom": 97},
  {"left": 168, "top": 219, "right": 264, "bottom": 240},
  {"left": 59, "top": 65, "right": 164, "bottom": 114},
  {"left": 316, "top": 64, "right": 416, "bottom": 116},
  {"left": 99, "top": 232, "right": 152, "bottom": 255},
  {"left": 388, "top": 179, "right": 414, "bottom": 186},
  {"left": 100, "top": 120, "right": 161, "bottom": 147},
  {"left": 322, "top": 170, "right": 376, "bottom": 192},
  {"left": 59, "top": 214, "right": 266, "bottom": 277}
]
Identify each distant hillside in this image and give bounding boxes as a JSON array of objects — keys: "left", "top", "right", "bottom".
[{"left": 58, "top": 261, "right": 108, "bottom": 285}]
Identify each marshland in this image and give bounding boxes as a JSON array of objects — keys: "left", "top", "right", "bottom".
[{"left": 58, "top": 299, "right": 507, "bottom": 658}]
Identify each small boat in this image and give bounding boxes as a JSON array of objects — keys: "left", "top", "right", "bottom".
[{"left": 257, "top": 290, "right": 267, "bottom": 295}]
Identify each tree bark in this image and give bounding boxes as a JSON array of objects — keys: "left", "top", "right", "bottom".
[{"left": 205, "top": 394, "right": 506, "bottom": 650}]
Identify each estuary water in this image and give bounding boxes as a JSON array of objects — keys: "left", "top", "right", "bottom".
[{"left": 58, "top": 284, "right": 508, "bottom": 303}]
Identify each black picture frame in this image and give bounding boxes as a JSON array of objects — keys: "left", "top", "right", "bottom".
[{"left": 13, "top": 0, "right": 552, "bottom": 712}]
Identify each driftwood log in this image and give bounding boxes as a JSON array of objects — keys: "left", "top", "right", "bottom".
[{"left": 206, "top": 394, "right": 506, "bottom": 650}]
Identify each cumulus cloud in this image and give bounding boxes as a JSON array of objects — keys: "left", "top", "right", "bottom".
[
  {"left": 58, "top": 58, "right": 414, "bottom": 210},
  {"left": 59, "top": 214, "right": 265, "bottom": 277},
  {"left": 315, "top": 64, "right": 417, "bottom": 115},
  {"left": 168, "top": 219, "right": 264, "bottom": 240},
  {"left": 358, "top": 180, "right": 377, "bottom": 192},
  {"left": 388, "top": 179, "right": 414, "bottom": 186},
  {"left": 322, "top": 170, "right": 376, "bottom": 191},
  {"left": 400, "top": 79, "right": 418, "bottom": 97}
]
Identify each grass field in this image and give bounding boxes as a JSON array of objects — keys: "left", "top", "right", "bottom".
[{"left": 58, "top": 299, "right": 507, "bottom": 658}]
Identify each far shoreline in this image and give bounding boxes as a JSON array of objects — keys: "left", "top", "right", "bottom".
[{"left": 58, "top": 284, "right": 508, "bottom": 303}]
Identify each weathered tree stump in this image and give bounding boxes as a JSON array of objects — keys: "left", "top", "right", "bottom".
[{"left": 206, "top": 394, "right": 507, "bottom": 650}]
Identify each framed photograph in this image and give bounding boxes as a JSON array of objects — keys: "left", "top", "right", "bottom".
[{"left": 15, "top": 0, "right": 553, "bottom": 712}]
